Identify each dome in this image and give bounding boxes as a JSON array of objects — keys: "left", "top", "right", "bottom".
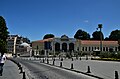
[
  {"left": 20, "top": 42, "right": 30, "bottom": 47},
  {"left": 61, "top": 35, "right": 69, "bottom": 39}
]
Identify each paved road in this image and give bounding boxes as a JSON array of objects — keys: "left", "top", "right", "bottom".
[
  {"left": 16, "top": 58, "right": 96, "bottom": 79},
  {"left": 21, "top": 57, "right": 120, "bottom": 79},
  {"left": 47, "top": 57, "right": 120, "bottom": 79},
  {"left": 0, "top": 60, "right": 22, "bottom": 79}
]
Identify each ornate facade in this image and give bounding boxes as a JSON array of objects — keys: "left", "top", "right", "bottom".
[{"left": 32, "top": 35, "right": 119, "bottom": 56}]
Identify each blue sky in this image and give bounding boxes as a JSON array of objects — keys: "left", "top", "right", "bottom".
[{"left": 0, "top": 0, "right": 120, "bottom": 41}]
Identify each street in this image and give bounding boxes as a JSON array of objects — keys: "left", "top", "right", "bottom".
[
  {"left": 20, "top": 57, "right": 120, "bottom": 79},
  {"left": 16, "top": 58, "right": 96, "bottom": 79}
]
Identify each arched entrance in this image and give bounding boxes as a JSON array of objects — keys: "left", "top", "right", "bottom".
[
  {"left": 62, "top": 43, "right": 67, "bottom": 52},
  {"left": 55, "top": 42, "right": 60, "bottom": 51},
  {"left": 69, "top": 43, "right": 74, "bottom": 51}
]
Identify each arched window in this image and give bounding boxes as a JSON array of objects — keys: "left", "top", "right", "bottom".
[
  {"left": 55, "top": 43, "right": 60, "bottom": 51},
  {"left": 62, "top": 43, "right": 67, "bottom": 52},
  {"left": 69, "top": 43, "right": 74, "bottom": 51}
]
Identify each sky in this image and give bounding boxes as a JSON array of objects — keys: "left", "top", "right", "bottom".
[{"left": 0, "top": 0, "right": 120, "bottom": 41}]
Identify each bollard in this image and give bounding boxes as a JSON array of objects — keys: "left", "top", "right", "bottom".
[
  {"left": 22, "top": 72, "right": 26, "bottom": 79},
  {"left": 43, "top": 58, "right": 44, "bottom": 63},
  {"left": 18, "top": 65, "right": 22, "bottom": 70},
  {"left": 71, "top": 63, "right": 74, "bottom": 69},
  {"left": 115, "top": 71, "right": 119, "bottom": 79},
  {"left": 19, "top": 67, "right": 23, "bottom": 73},
  {"left": 60, "top": 62, "right": 62, "bottom": 67},
  {"left": 79, "top": 57, "right": 81, "bottom": 60},
  {"left": 87, "top": 66, "right": 91, "bottom": 73},
  {"left": 17, "top": 63, "right": 21, "bottom": 69},
  {"left": 47, "top": 59, "right": 49, "bottom": 64},
  {"left": 53, "top": 60, "right": 55, "bottom": 65},
  {"left": 17, "top": 63, "right": 20, "bottom": 67},
  {"left": 72, "top": 58, "right": 73, "bottom": 61}
]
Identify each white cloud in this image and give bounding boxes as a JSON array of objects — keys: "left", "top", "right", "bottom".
[{"left": 84, "top": 20, "right": 89, "bottom": 23}]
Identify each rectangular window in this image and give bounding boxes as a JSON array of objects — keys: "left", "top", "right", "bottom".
[
  {"left": 95, "top": 47, "right": 96, "bottom": 50},
  {"left": 82, "top": 47, "right": 84, "bottom": 51},
  {"left": 92, "top": 47, "right": 93, "bottom": 51},
  {"left": 97, "top": 47, "right": 99, "bottom": 50},
  {"left": 85, "top": 47, "right": 87, "bottom": 51},
  {"left": 115, "top": 47, "right": 118, "bottom": 51},
  {"left": 106, "top": 47, "right": 108, "bottom": 51},
  {"left": 89, "top": 47, "right": 91, "bottom": 51},
  {"left": 103, "top": 47, "right": 105, "bottom": 51}
]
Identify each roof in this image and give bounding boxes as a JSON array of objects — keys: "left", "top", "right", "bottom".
[
  {"left": 80, "top": 40, "right": 118, "bottom": 45},
  {"left": 32, "top": 38, "right": 54, "bottom": 43}
]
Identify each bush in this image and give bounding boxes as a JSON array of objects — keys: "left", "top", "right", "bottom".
[{"left": 99, "top": 51, "right": 120, "bottom": 59}]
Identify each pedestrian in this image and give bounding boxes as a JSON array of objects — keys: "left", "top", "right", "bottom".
[{"left": 0, "top": 53, "right": 6, "bottom": 76}]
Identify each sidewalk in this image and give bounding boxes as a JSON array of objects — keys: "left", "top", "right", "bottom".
[{"left": 0, "top": 60, "right": 22, "bottom": 79}]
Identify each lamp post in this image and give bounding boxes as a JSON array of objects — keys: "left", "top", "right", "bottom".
[{"left": 98, "top": 24, "right": 103, "bottom": 52}]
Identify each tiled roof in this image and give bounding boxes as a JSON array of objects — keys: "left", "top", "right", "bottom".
[
  {"left": 80, "top": 40, "right": 118, "bottom": 45},
  {"left": 32, "top": 38, "right": 54, "bottom": 43}
]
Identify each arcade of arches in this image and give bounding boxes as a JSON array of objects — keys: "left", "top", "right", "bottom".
[
  {"left": 55, "top": 42, "right": 74, "bottom": 52},
  {"left": 32, "top": 35, "right": 119, "bottom": 56}
]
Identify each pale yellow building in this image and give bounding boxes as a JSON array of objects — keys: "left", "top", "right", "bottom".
[{"left": 32, "top": 35, "right": 119, "bottom": 56}]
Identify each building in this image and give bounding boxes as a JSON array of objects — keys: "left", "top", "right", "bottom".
[
  {"left": 32, "top": 35, "right": 119, "bottom": 56},
  {"left": 76, "top": 40, "right": 119, "bottom": 55},
  {"left": 7, "top": 35, "right": 31, "bottom": 56}
]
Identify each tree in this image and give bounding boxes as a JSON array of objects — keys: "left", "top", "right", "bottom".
[
  {"left": 43, "top": 34, "right": 55, "bottom": 39},
  {"left": 74, "top": 29, "right": 90, "bottom": 40},
  {"left": 0, "top": 16, "right": 9, "bottom": 54},
  {"left": 104, "top": 37, "right": 110, "bottom": 41},
  {"left": 109, "top": 29, "right": 120, "bottom": 41},
  {"left": 92, "top": 31, "right": 104, "bottom": 40}
]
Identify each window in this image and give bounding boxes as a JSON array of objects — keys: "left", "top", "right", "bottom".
[
  {"left": 85, "top": 47, "right": 87, "bottom": 51},
  {"left": 103, "top": 47, "right": 105, "bottom": 51},
  {"left": 92, "top": 47, "right": 93, "bottom": 51},
  {"left": 115, "top": 47, "right": 118, "bottom": 51},
  {"left": 106, "top": 47, "right": 108, "bottom": 51},
  {"left": 82, "top": 47, "right": 84, "bottom": 51},
  {"left": 89, "top": 47, "right": 91, "bottom": 51},
  {"left": 95, "top": 47, "right": 96, "bottom": 50}
]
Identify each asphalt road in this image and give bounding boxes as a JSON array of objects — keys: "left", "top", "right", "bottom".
[
  {"left": 16, "top": 58, "right": 96, "bottom": 79},
  {"left": 20, "top": 57, "right": 120, "bottom": 79}
]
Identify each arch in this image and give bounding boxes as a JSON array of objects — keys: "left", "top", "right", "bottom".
[
  {"left": 69, "top": 43, "right": 74, "bottom": 51},
  {"left": 62, "top": 43, "right": 67, "bottom": 52},
  {"left": 55, "top": 42, "right": 60, "bottom": 51}
]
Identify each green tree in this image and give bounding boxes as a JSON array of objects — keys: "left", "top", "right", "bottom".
[
  {"left": 109, "top": 29, "right": 120, "bottom": 41},
  {"left": 104, "top": 37, "right": 110, "bottom": 40},
  {"left": 92, "top": 31, "right": 104, "bottom": 40},
  {"left": 74, "top": 29, "right": 90, "bottom": 40},
  {"left": 0, "top": 16, "right": 9, "bottom": 54},
  {"left": 43, "top": 34, "right": 55, "bottom": 39}
]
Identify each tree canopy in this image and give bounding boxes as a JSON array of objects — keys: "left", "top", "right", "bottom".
[
  {"left": 74, "top": 29, "right": 90, "bottom": 40},
  {"left": 109, "top": 29, "right": 120, "bottom": 41},
  {"left": 43, "top": 34, "right": 55, "bottom": 39},
  {"left": 92, "top": 31, "right": 104, "bottom": 40},
  {"left": 0, "top": 16, "right": 9, "bottom": 54}
]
